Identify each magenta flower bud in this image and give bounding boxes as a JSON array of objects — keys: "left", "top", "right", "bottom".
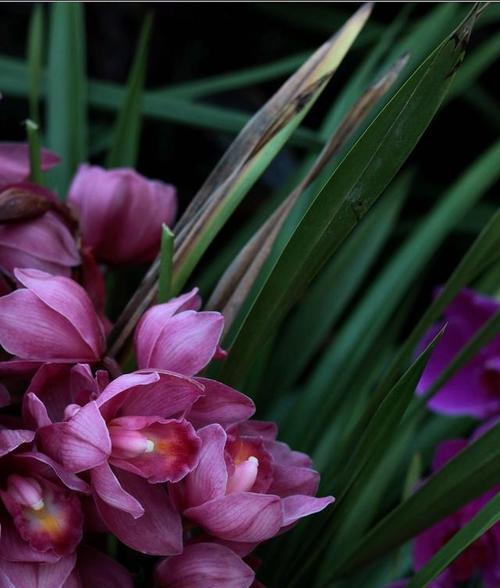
[
  {"left": 0, "top": 268, "right": 106, "bottom": 363},
  {"left": 0, "top": 143, "right": 59, "bottom": 188},
  {"left": 68, "top": 164, "right": 177, "bottom": 264},
  {"left": 135, "top": 289, "right": 224, "bottom": 376}
]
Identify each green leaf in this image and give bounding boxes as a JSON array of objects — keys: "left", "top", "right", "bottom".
[
  {"left": 46, "top": 3, "right": 87, "bottom": 197},
  {"left": 289, "top": 332, "right": 443, "bottom": 587},
  {"left": 268, "top": 171, "right": 410, "bottom": 390},
  {"left": 297, "top": 141, "right": 500, "bottom": 451},
  {"left": 27, "top": 4, "right": 44, "bottom": 124},
  {"left": 106, "top": 14, "right": 152, "bottom": 168},
  {"left": 158, "top": 224, "right": 174, "bottom": 304},
  {"left": 0, "top": 54, "right": 322, "bottom": 150},
  {"left": 24, "top": 119, "right": 42, "bottom": 185},
  {"left": 106, "top": 5, "right": 372, "bottom": 359},
  {"left": 217, "top": 5, "right": 478, "bottom": 390},
  {"left": 171, "top": 4, "right": 373, "bottom": 294},
  {"left": 335, "top": 421, "right": 500, "bottom": 576},
  {"left": 406, "top": 492, "right": 500, "bottom": 588}
]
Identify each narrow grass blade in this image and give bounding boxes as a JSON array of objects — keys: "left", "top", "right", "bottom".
[
  {"left": 27, "top": 4, "right": 44, "bottom": 124},
  {"left": 106, "top": 14, "right": 152, "bottom": 168},
  {"left": 46, "top": 3, "right": 87, "bottom": 196},
  {"left": 158, "top": 224, "right": 174, "bottom": 304},
  {"left": 24, "top": 119, "right": 42, "bottom": 185}
]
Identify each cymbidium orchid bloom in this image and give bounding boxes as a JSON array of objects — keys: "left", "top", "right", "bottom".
[
  {"left": 417, "top": 289, "right": 500, "bottom": 418},
  {"left": 0, "top": 143, "right": 59, "bottom": 189},
  {"left": 0, "top": 183, "right": 80, "bottom": 279},
  {"left": 0, "top": 268, "right": 106, "bottom": 367},
  {"left": 134, "top": 288, "right": 225, "bottom": 376},
  {"left": 156, "top": 543, "right": 255, "bottom": 588},
  {"left": 0, "top": 424, "right": 87, "bottom": 565},
  {"left": 171, "top": 420, "right": 334, "bottom": 547},
  {"left": 68, "top": 164, "right": 177, "bottom": 265},
  {"left": 25, "top": 367, "right": 252, "bottom": 556}
]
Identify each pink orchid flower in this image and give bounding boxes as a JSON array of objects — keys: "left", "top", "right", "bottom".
[
  {"left": 68, "top": 164, "right": 177, "bottom": 265},
  {"left": 170, "top": 420, "right": 334, "bottom": 547},
  {"left": 0, "top": 424, "right": 87, "bottom": 564},
  {"left": 156, "top": 543, "right": 255, "bottom": 588},
  {"left": 0, "top": 268, "right": 106, "bottom": 366}
]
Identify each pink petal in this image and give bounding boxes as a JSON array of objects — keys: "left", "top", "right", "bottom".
[
  {"left": 0, "top": 555, "right": 76, "bottom": 588},
  {"left": 0, "top": 519, "right": 61, "bottom": 563},
  {"left": 94, "top": 470, "right": 182, "bottom": 555},
  {"left": 188, "top": 379, "right": 255, "bottom": 429},
  {"left": 281, "top": 495, "right": 334, "bottom": 527},
  {"left": 0, "top": 212, "right": 80, "bottom": 277},
  {"left": 96, "top": 371, "right": 203, "bottom": 421},
  {"left": 185, "top": 493, "right": 283, "bottom": 543},
  {"left": 14, "top": 268, "right": 105, "bottom": 360},
  {"left": 0, "top": 143, "right": 59, "bottom": 186},
  {"left": 0, "top": 428, "right": 34, "bottom": 457},
  {"left": 264, "top": 440, "right": 312, "bottom": 468},
  {"left": 156, "top": 543, "right": 255, "bottom": 588},
  {"left": 172, "top": 424, "right": 228, "bottom": 510},
  {"left": 24, "top": 364, "right": 98, "bottom": 424},
  {"left": 136, "top": 308, "right": 224, "bottom": 375},
  {"left": 236, "top": 421, "right": 278, "bottom": 441},
  {"left": 0, "top": 289, "right": 97, "bottom": 362},
  {"left": 13, "top": 452, "right": 89, "bottom": 494},
  {"left": 268, "top": 464, "right": 319, "bottom": 498},
  {"left": 23, "top": 393, "right": 51, "bottom": 429},
  {"left": 59, "top": 402, "right": 111, "bottom": 472},
  {"left": 90, "top": 462, "right": 144, "bottom": 518},
  {"left": 134, "top": 290, "right": 201, "bottom": 367}
]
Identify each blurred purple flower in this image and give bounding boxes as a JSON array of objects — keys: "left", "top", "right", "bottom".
[
  {"left": 68, "top": 164, "right": 177, "bottom": 265},
  {"left": 417, "top": 289, "right": 500, "bottom": 418},
  {"left": 171, "top": 420, "right": 334, "bottom": 547},
  {"left": 413, "top": 436, "right": 500, "bottom": 588}
]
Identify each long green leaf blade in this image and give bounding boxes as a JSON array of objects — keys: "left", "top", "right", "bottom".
[
  {"left": 106, "top": 14, "right": 152, "bottom": 168},
  {"left": 218, "top": 6, "right": 479, "bottom": 389},
  {"left": 46, "top": 3, "right": 87, "bottom": 196}
]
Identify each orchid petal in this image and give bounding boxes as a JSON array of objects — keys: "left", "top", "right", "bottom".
[
  {"left": 185, "top": 493, "right": 282, "bottom": 543},
  {"left": 95, "top": 470, "right": 182, "bottom": 555},
  {"left": 156, "top": 543, "right": 255, "bottom": 588}
]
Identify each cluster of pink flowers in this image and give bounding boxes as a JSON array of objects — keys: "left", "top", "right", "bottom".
[
  {"left": 0, "top": 144, "right": 333, "bottom": 587},
  {"left": 391, "top": 290, "right": 500, "bottom": 587}
]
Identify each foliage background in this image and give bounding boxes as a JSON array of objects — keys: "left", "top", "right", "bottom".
[{"left": 0, "top": 3, "right": 499, "bottom": 587}]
